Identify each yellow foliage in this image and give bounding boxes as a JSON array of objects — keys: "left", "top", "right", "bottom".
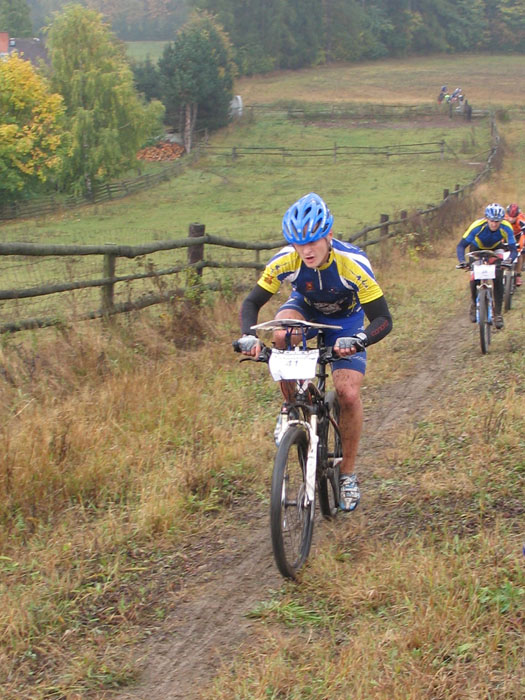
[{"left": 0, "top": 54, "right": 65, "bottom": 192}]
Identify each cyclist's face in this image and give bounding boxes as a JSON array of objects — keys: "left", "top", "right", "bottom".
[
  {"left": 487, "top": 219, "right": 502, "bottom": 231},
  {"left": 294, "top": 233, "right": 332, "bottom": 268}
]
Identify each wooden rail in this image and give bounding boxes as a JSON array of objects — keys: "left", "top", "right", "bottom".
[{"left": 0, "top": 116, "right": 500, "bottom": 334}]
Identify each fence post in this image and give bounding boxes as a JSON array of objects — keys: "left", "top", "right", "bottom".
[
  {"left": 380, "top": 214, "right": 389, "bottom": 240},
  {"left": 254, "top": 249, "right": 260, "bottom": 283},
  {"left": 101, "top": 249, "right": 117, "bottom": 315},
  {"left": 188, "top": 223, "right": 205, "bottom": 277},
  {"left": 443, "top": 188, "right": 450, "bottom": 200}
]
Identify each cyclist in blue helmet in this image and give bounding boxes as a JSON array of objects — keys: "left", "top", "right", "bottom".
[
  {"left": 457, "top": 202, "right": 517, "bottom": 329},
  {"left": 236, "top": 193, "right": 392, "bottom": 512}
]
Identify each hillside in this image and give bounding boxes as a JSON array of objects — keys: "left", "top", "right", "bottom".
[{"left": 0, "top": 56, "right": 524, "bottom": 699}]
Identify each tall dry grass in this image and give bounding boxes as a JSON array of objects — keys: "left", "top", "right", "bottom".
[{"left": 0, "top": 297, "right": 282, "bottom": 696}]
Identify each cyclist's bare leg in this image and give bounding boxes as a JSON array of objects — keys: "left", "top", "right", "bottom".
[
  {"left": 273, "top": 308, "right": 306, "bottom": 403},
  {"left": 332, "top": 368, "right": 364, "bottom": 475}
]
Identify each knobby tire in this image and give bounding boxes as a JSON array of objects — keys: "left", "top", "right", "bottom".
[
  {"left": 478, "top": 287, "right": 491, "bottom": 354},
  {"left": 270, "top": 425, "right": 314, "bottom": 579},
  {"left": 503, "top": 269, "right": 513, "bottom": 311},
  {"left": 317, "top": 390, "right": 342, "bottom": 520}
]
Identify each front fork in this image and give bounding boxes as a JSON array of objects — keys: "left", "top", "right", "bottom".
[{"left": 476, "top": 282, "right": 494, "bottom": 323}]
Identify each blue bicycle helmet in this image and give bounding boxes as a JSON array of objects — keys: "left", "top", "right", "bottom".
[
  {"left": 282, "top": 193, "right": 334, "bottom": 244},
  {"left": 485, "top": 203, "right": 505, "bottom": 221}
]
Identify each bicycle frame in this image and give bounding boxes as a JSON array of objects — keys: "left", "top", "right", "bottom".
[
  {"left": 253, "top": 318, "right": 337, "bottom": 504},
  {"left": 467, "top": 250, "right": 499, "bottom": 324},
  {"left": 248, "top": 318, "right": 343, "bottom": 578}
]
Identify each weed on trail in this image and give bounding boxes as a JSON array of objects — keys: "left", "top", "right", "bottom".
[
  {"left": 0, "top": 299, "right": 275, "bottom": 699},
  {"left": 208, "top": 351, "right": 524, "bottom": 700}
]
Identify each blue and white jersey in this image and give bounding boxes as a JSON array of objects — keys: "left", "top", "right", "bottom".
[
  {"left": 257, "top": 238, "right": 383, "bottom": 317},
  {"left": 457, "top": 218, "right": 517, "bottom": 263}
]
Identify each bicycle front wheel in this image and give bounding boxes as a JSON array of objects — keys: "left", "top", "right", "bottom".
[
  {"left": 318, "top": 390, "right": 342, "bottom": 520},
  {"left": 270, "top": 425, "right": 314, "bottom": 579},
  {"left": 503, "top": 269, "right": 513, "bottom": 311},
  {"left": 478, "top": 287, "right": 491, "bottom": 354}
]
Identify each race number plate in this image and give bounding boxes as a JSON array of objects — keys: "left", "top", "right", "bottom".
[
  {"left": 268, "top": 349, "right": 319, "bottom": 381},
  {"left": 473, "top": 264, "right": 496, "bottom": 280}
]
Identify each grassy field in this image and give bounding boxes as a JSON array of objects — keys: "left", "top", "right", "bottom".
[
  {"left": 0, "top": 55, "right": 524, "bottom": 698},
  {"left": 236, "top": 53, "right": 525, "bottom": 108},
  {"left": 0, "top": 100, "right": 495, "bottom": 330},
  {"left": 125, "top": 40, "right": 168, "bottom": 63},
  {"left": 0, "top": 113, "right": 491, "bottom": 247}
]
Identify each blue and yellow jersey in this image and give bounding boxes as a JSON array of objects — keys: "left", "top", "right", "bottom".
[
  {"left": 257, "top": 238, "right": 383, "bottom": 317},
  {"left": 457, "top": 218, "right": 517, "bottom": 263}
]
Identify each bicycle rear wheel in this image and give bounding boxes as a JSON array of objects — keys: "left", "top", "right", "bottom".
[
  {"left": 270, "top": 425, "right": 314, "bottom": 579},
  {"left": 503, "top": 269, "right": 513, "bottom": 311},
  {"left": 478, "top": 287, "right": 491, "bottom": 354},
  {"left": 318, "top": 390, "right": 342, "bottom": 520}
]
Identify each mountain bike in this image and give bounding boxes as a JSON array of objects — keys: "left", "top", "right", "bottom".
[
  {"left": 460, "top": 251, "right": 511, "bottom": 354},
  {"left": 502, "top": 250, "right": 516, "bottom": 311},
  {"left": 234, "top": 319, "right": 354, "bottom": 580}
]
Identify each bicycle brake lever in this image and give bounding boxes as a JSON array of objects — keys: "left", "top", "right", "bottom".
[{"left": 237, "top": 345, "right": 271, "bottom": 363}]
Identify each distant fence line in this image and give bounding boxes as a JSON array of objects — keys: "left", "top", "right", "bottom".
[
  {"left": 245, "top": 102, "right": 490, "bottom": 121},
  {"left": 0, "top": 102, "right": 493, "bottom": 223},
  {"left": 0, "top": 143, "right": 205, "bottom": 223},
  {"left": 203, "top": 140, "right": 450, "bottom": 161},
  {"left": 0, "top": 116, "right": 500, "bottom": 334}
]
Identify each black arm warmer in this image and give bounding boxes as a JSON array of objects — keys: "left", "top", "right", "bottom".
[
  {"left": 240, "top": 284, "right": 273, "bottom": 335},
  {"left": 240, "top": 286, "right": 393, "bottom": 343},
  {"left": 361, "top": 295, "right": 393, "bottom": 346}
]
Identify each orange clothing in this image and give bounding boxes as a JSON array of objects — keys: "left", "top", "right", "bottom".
[{"left": 506, "top": 212, "right": 525, "bottom": 252}]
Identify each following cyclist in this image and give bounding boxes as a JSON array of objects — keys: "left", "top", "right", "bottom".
[
  {"left": 456, "top": 203, "right": 517, "bottom": 329},
  {"left": 236, "top": 193, "right": 392, "bottom": 512},
  {"left": 505, "top": 203, "right": 525, "bottom": 287}
]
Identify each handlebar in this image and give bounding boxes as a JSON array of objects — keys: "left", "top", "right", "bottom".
[
  {"left": 456, "top": 256, "right": 514, "bottom": 270},
  {"left": 232, "top": 339, "right": 363, "bottom": 362}
]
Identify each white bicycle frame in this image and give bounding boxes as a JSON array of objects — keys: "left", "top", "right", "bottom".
[{"left": 252, "top": 318, "right": 342, "bottom": 506}]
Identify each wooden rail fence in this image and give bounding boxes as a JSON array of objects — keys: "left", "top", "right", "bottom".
[
  {"left": 203, "top": 141, "right": 448, "bottom": 161},
  {"left": 0, "top": 116, "right": 500, "bottom": 334}
]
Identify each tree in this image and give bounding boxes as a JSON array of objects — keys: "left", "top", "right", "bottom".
[
  {"left": 26, "top": 0, "right": 189, "bottom": 39},
  {"left": 131, "top": 55, "right": 162, "bottom": 102},
  {"left": 0, "top": 0, "right": 33, "bottom": 36},
  {"left": 46, "top": 3, "right": 164, "bottom": 195},
  {"left": 158, "top": 11, "right": 235, "bottom": 152},
  {"left": 0, "top": 53, "right": 65, "bottom": 203}
]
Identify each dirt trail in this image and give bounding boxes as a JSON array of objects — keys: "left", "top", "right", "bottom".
[{"left": 117, "top": 310, "right": 470, "bottom": 700}]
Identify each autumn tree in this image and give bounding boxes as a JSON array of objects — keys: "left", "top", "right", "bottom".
[
  {"left": 158, "top": 11, "right": 235, "bottom": 153},
  {"left": 0, "top": 53, "right": 65, "bottom": 203},
  {"left": 0, "top": 0, "right": 33, "bottom": 36},
  {"left": 46, "top": 3, "right": 164, "bottom": 195}
]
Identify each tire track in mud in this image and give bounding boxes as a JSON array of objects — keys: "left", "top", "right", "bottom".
[{"left": 116, "top": 311, "right": 472, "bottom": 700}]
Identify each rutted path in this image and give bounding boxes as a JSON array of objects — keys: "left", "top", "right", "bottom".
[{"left": 116, "top": 309, "right": 474, "bottom": 700}]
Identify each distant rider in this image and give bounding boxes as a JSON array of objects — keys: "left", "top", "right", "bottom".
[
  {"left": 456, "top": 203, "right": 517, "bottom": 329},
  {"left": 505, "top": 203, "right": 525, "bottom": 287},
  {"left": 236, "top": 193, "right": 392, "bottom": 512}
]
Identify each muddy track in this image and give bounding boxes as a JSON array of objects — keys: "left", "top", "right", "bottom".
[{"left": 117, "top": 310, "right": 471, "bottom": 700}]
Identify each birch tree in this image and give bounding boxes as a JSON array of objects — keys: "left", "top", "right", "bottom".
[{"left": 46, "top": 3, "right": 164, "bottom": 195}]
